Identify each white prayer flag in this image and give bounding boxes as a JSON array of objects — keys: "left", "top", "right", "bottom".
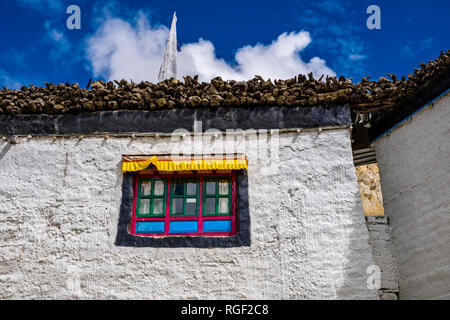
[{"left": 158, "top": 12, "right": 178, "bottom": 82}]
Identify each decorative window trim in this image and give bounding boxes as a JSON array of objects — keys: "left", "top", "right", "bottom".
[{"left": 130, "top": 172, "right": 237, "bottom": 237}]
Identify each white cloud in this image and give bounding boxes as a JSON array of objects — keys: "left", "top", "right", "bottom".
[
  {"left": 86, "top": 14, "right": 169, "bottom": 82},
  {"left": 86, "top": 14, "right": 335, "bottom": 83},
  {"left": 50, "top": 30, "right": 64, "bottom": 42},
  {"left": 349, "top": 54, "right": 367, "bottom": 61}
]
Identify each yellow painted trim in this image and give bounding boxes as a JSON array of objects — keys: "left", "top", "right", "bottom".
[{"left": 122, "top": 157, "right": 247, "bottom": 173}]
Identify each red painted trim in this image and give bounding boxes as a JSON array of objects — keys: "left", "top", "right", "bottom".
[
  {"left": 136, "top": 217, "right": 166, "bottom": 221},
  {"left": 136, "top": 215, "right": 232, "bottom": 222},
  {"left": 130, "top": 175, "right": 138, "bottom": 235},
  {"left": 130, "top": 171, "right": 238, "bottom": 238},
  {"left": 133, "top": 232, "right": 233, "bottom": 237},
  {"left": 231, "top": 173, "right": 237, "bottom": 235},
  {"left": 139, "top": 172, "right": 233, "bottom": 179},
  {"left": 164, "top": 178, "right": 171, "bottom": 234},
  {"left": 198, "top": 176, "right": 203, "bottom": 233}
]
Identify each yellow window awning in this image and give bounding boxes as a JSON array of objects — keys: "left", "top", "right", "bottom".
[{"left": 122, "top": 155, "right": 248, "bottom": 173}]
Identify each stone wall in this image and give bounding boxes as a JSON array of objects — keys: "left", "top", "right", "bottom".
[
  {"left": 374, "top": 93, "right": 450, "bottom": 299},
  {"left": 356, "top": 163, "right": 385, "bottom": 217},
  {"left": 0, "top": 128, "right": 378, "bottom": 299},
  {"left": 365, "top": 216, "right": 399, "bottom": 299}
]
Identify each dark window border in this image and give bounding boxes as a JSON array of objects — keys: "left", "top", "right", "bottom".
[{"left": 115, "top": 170, "right": 250, "bottom": 248}]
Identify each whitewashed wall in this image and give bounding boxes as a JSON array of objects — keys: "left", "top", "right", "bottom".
[
  {"left": 0, "top": 128, "right": 377, "bottom": 299},
  {"left": 375, "top": 94, "right": 450, "bottom": 300}
]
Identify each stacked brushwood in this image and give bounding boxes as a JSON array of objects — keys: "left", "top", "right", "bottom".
[{"left": 0, "top": 50, "right": 448, "bottom": 115}]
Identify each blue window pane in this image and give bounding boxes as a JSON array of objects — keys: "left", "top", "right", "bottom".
[
  {"left": 136, "top": 221, "right": 165, "bottom": 233},
  {"left": 203, "top": 220, "right": 232, "bottom": 233},
  {"left": 169, "top": 221, "right": 198, "bottom": 233}
]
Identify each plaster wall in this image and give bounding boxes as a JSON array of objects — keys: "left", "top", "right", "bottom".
[
  {"left": 374, "top": 94, "right": 450, "bottom": 299},
  {"left": 366, "top": 216, "right": 399, "bottom": 300},
  {"left": 0, "top": 128, "right": 377, "bottom": 299}
]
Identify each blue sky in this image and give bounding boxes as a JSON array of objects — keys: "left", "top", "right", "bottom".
[{"left": 0, "top": 0, "right": 448, "bottom": 88}]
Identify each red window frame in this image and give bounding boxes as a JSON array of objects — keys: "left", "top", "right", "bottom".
[{"left": 130, "top": 172, "right": 237, "bottom": 237}]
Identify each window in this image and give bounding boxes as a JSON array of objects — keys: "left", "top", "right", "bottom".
[
  {"left": 203, "top": 178, "right": 232, "bottom": 216},
  {"left": 137, "top": 178, "right": 166, "bottom": 217},
  {"left": 130, "top": 173, "right": 237, "bottom": 237},
  {"left": 170, "top": 178, "right": 199, "bottom": 216}
]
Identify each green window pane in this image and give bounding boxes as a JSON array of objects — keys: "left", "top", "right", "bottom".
[
  {"left": 219, "top": 198, "right": 229, "bottom": 214},
  {"left": 172, "top": 182, "right": 184, "bottom": 196},
  {"left": 185, "top": 198, "right": 197, "bottom": 215},
  {"left": 186, "top": 182, "right": 197, "bottom": 195},
  {"left": 219, "top": 180, "right": 229, "bottom": 195},
  {"left": 139, "top": 199, "right": 151, "bottom": 215},
  {"left": 205, "top": 181, "right": 216, "bottom": 195},
  {"left": 154, "top": 180, "right": 165, "bottom": 196},
  {"left": 140, "top": 180, "right": 152, "bottom": 196},
  {"left": 172, "top": 198, "right": 184, "bottom": 214},
  {"left": 153, "top": 198, "right": 164, "bottom": 215},
  {"left": 205, "top": 198, "right": 216, "bottom": 214}
]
